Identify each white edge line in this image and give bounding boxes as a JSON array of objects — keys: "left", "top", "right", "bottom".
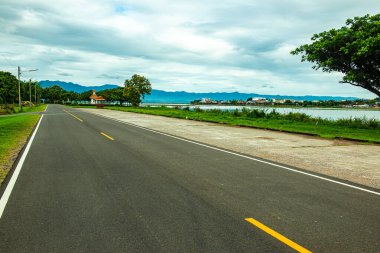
[
  {"left": 0, "top": 114, "right": 44, "bottom": 218},
  {"left": 79, "top": 110, "right": 380, "bottom": 196}
]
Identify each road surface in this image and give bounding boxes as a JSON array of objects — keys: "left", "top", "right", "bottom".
[{"left": 0, "top": 104, "right": 379, "bottom": 252}]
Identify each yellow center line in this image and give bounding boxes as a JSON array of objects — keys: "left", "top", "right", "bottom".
[
  {"left": 63, "top": 110, "right": 83, "bottom": 122},
  {"left": 245, "top": 218, "right": 312, "bottom": 253},
  {"left": 100, "top": 132, "right": 114, "bottom": 141}
]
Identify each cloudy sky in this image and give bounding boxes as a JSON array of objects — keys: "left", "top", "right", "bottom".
[{"left": 0, "top": 0, "right": 379, "bottom": 98}]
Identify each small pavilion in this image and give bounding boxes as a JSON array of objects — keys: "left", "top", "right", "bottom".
[{"left": 89, "top": 90, "right": 106, "bottom": 104}]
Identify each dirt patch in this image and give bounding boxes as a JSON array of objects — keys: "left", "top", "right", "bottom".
[
  {"left": 331, "top": 139, "right": 353, "bottom": 146},
  {"left": 81, "top": 108, "right": 380, "bottom": 189}
]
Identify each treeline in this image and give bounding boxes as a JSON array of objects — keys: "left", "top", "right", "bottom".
[
  {"left": 0, "top": 72, "right": 152, "bottom": 111},
  {"left": 41, "top": 85, "right": 127, "bottom": 105},
  {"left": 0, "top": 71, "right": 42, "bottom": 106}
]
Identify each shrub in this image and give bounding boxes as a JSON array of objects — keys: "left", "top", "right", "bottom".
[
  {"left": 266, "top": 109, "right": 281, "bottom": 119},
  {"left": 194, "top": 107, "right": 203, "bottom": 112},
  {"left": 232, "top": 109, "right": 242, "bottom": 117},
  {"left": 0, "top": 104, "right": 16, "bottom": 114},
  {"left": 336, "top": 117, "right": 380, "bottom": 129},
  {"left": 284, "top": 112, "right": 312, "bottom": 122},
  {"left": 209, "top": 109, "right": 223, "bottom": 114},
  {"left": 241, "top": 107, "right": 250, "bottom": 116},
  {"left": 246, "top": 109, "right": 266, "bottom": 118}
]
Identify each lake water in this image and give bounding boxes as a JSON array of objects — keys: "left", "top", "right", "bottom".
[{"left": 186, "top": 105, "right": 380, "bottom": 121}]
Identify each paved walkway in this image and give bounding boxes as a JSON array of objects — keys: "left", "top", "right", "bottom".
[{"left": 81, "top": 108, "right": 380, "bottom": 189}]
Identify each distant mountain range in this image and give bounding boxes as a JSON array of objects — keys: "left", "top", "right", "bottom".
[
  {"left": 39, "top": 80, "right": 359, "bottom": 103},
  {"left": 39, "top": 80, "right": 119, "bottom": 93}
]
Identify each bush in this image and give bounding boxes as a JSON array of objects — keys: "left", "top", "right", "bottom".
[
  {"left": 241, "top": 107, "right": 250, "bottom": 116},
  {"left": 232, "top": 109, "right": 242, "bottom": 117},
  {"left": 336, "top": 117, "right": 380, "bottom": 129},
  {"left": 246, "top": 109, "right": 266, "bottom": 118},
  {"left": 284, "top": 112, "right": 312, "bottom": 122},
  {"left": 209, "top": 109, "right": 223, "bottom": 114},
  {"left": 266, "top": 109, "right": 281, "bottom": 119},
  {"left": 0, "top": 104, "right": 16, "bottom": 114},
  {"left": 367, "top": 118, "right": 380, "bottom": 129}
]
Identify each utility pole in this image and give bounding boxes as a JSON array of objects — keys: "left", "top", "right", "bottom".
[
  {"left": 35, "top": 83, "right": 37, "bottom": 104},
  {"left": 29, "top": 79, "right": 32, "bottom": 107},
  {"left": 18, "top": 66, "right": 21, "bottom": 111},
  {"left": 17, "top": 66, "right": 38, "bottom": 110}
]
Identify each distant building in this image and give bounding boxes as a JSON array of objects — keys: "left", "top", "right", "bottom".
[
  {"left": 89, "top": 90, "right": 106, "bottom": 104},
  {"left": 200, "top": 98, "right": 218, "bottom": 104},
  {"left": 353, "top": 104, "right": 370, "bottom": 108},
  {"left": 247, "top": 97, "right": 268, "bottom": 104},
  {"left": 201, "top": 98, "right": 211, "bottom": 103},
  {"left": 271, "top": 99, "right": 286, "bottom": 104}
]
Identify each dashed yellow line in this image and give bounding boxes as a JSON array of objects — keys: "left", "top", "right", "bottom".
[
  {"left": 63, "top": 110, "right": 83, "bottom": 122},
  {"left": 100, "top": 132, "right": 114, "bottom": 141},
  {"left": 245, "top": 218, "right": 312, "bottom": 253}
]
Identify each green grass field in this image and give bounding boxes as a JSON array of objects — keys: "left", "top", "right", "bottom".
[
  {"left": 0, "top": 105, "right": 46, "bottom": 185},
  {"left": 78, "top": 105, "right": 380, "bottom": 143}
]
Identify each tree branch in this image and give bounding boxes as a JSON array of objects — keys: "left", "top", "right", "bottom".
[{"left": 340, "top": 81, "right": 361, "bottom": 87}]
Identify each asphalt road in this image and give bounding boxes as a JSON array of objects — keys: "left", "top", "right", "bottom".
[{"left": 0, "top": 104, "right": 379, "bottom": 252}]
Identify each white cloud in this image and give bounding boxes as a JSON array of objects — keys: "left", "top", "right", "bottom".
[
  {"left": 0, "top": 0, "right": 379, "bottom": 98},
  {"left": 158, "top": 28, "right": 234, "bottom": 58}
]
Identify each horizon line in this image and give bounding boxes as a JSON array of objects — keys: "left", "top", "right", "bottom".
[{"left": 38, "top": 80, "right": 373, "bottom": 99}]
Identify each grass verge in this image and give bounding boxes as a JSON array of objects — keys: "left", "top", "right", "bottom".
[
  {"left": 72, "top": 105, "right": 380, "bottom": 143},
  {"left": 13, "top": 104, "right": 47, "bottom": 113},
  {"left": 0, "top": 113, "right": 43, "bottom": 185},
  {"left": 0, "top": 104, "right": 47, "bottom": 114}
]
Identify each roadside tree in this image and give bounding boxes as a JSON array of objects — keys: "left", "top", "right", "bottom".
[
  {"left": 42, "top": 85, "right": 65, "bottom": 103},
  {"left": 114, "top": 87, "right": 129, "bottom": 105},
  {"left": 97, "top": 89, "right": 112, "bottom": 101},
  {"left": 124, "top": 74, "right": 152, "bottom": 107},
  {"left": 78, "top": 90, "right": 92, "bottom": 101},
  {"left": 35, "top": 82, "right": 42, "bottom": 104},
  {"left": 291, "top": 14, "right": 380, "bottom": 97},
  {"left": 0, "top": 71, "right": 18, "bottom": 105},
  {"left": 20, "top": 80, "right": 29, "bottom": 102}
]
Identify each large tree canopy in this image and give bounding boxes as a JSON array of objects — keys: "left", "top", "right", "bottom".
[
  {"left": 41, "top": 85, "right": 66, "bottom": 103},
  {"left": 98, "top": 87, "right": 127, "bottom": 105},
  {"left": 124, "top": 74, "right": 152, "bottom": 107},
  {"left": 291, "top": 14, "right": 380, "bottom": 97},
  {"left": 0, "top": 71, "right": 18, "bottom": 104}
]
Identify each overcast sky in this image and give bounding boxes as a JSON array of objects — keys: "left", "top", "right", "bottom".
[{"left": 0, "top": 0, "right": 379, "bottom": 98}]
